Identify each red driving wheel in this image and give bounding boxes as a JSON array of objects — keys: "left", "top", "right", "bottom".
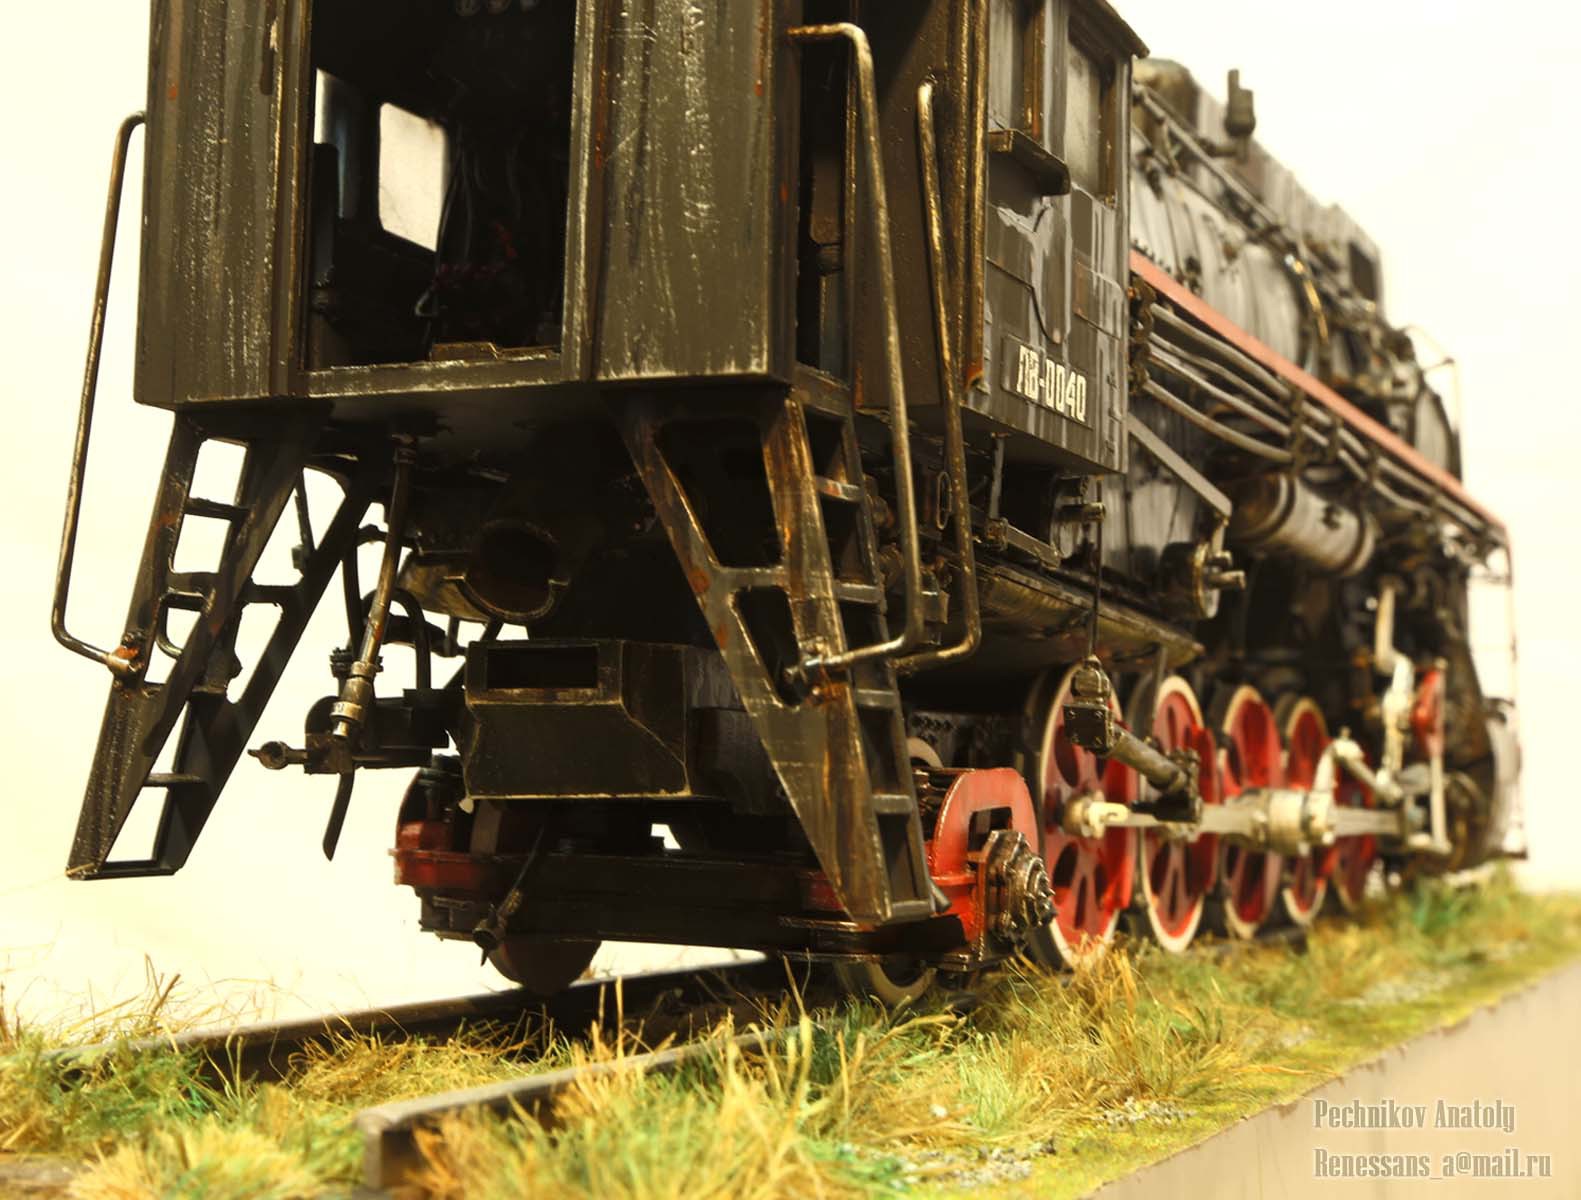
[
  {"left": 1211, "top": 684, "right": 1283, "bottom": 940},
  {"left": 928, "top": 767, "right": 1042, "bottom": 946},
  {"left": 1131, "top": 676, "right": 1219, "bottom": 954},
  {"left": 1329, "top": 749, "right": 1378, "bottom": 913},
  {"left": 1024, "top": 664, "right": 1137, "bottom": 966},
  {"left": 1277, "top": 696, "right": 1336, "bottom": 927}
]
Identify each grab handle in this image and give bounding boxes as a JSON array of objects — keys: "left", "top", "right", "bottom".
[{"left": 53, "top": 111, "right": 145, "bottom": 679}]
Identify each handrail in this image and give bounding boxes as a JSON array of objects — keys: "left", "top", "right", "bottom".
[
  {"left": 786, "top": 23, "right": 924, "bottom": 679},
  {"left": 53, "top": 111, "right": 146, "bottom": 680},
  {"left": 898, "top": 80, "right": 980, "bottom": 673}
]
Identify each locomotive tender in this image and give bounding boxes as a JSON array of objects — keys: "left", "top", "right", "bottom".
[{"left": 55, "top": 0, "right": 1522, "bottom": 998}]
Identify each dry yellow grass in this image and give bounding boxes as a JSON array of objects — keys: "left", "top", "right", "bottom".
[
  {"left": 2, "top": 871, "right": 1577, "bottom": 1199},
  {"left": 401, "top": 951, "right": 1269, "bottom": 1198},
  {"left": 72, "top": 1116, "right": 324, "bottom": 1200}
]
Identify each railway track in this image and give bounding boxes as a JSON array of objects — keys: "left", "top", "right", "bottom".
[
  {"left": 49, "top": 956, "right": 792, "bottom": 1089},
  {"left": 47, "top": 955, "right": 817, "bottom": 1195},
  {"left": 355, "top": 1024, "right": 787, "bottom": 1192},
  {"left": 39, "top": 920, "right": 1381, "bottom": 1196},
  {"left": 349, "top": 928, "right": 1317, "bottom": 1192}
]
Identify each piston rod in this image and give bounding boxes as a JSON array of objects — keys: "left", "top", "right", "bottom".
[{"left": 1088, "top": 799, "right": 1404, "bottom": 841}]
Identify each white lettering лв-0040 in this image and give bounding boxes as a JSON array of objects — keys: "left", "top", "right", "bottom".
[
  {"left": 1063, "top": 366, "right": 1087, "bottom": 422},
  {"left": 1015, "top": 344, "right": 1041, "bottom": 401},
  {"left": 1009, "top": 339, "right": 1089, "bottom": 425}
]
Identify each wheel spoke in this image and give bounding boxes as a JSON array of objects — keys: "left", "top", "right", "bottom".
[
  {"left": 1163, "top": 853, "right": 1188, "bottom": 916},
  {"left": 1073, "top": 856, "right": 1094, "bottom": 934},
  {"left": 1274, "top": 695, "right": 1340, "bottom": 926},
  {"left": 1033, "top": 664, "right": 1141, "bottom": 964},
  {"left": 1211, "top": 686, "right": 1284, "bottom": 938},
  {"left": 1331, "top": 758, "right": 1377, "bottom": 912},
  {"left": 1126, "top": 677, "right": 1214, "bottom": 952}
]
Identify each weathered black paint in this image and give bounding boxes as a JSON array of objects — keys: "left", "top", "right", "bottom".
[{"left": 59, "top": 1, "right": 1519, "bottom": 972}]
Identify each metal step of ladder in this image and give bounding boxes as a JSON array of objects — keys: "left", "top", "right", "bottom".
[
  {"left": 618, "top": 383, "right": 933, "bottom": 926},
  {"left": 64, "top": 415, "right": 378, "bottom": 879}
]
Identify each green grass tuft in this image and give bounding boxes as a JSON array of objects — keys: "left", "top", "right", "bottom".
[{"left": 2, "top": 869, "right": 1577, "bottom": 1198}]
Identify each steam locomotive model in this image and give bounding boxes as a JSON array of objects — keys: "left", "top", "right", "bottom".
[{"left": 56, "top": 0, "right": 1522, "bottom": 1000}]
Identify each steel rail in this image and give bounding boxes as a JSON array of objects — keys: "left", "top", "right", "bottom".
[
  {"left": 47, "top": 958, "right": 782, "bottom": 1088},
  {"left": 352, "top": 917, "right": 1356, "bottom": 1192},
  {"left": 357, "top": 1026, "right": 787, "bottom": 1191}
]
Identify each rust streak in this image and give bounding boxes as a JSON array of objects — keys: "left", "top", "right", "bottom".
[{"left": 754, "top": 0, "right": 770, "bottom": 97}]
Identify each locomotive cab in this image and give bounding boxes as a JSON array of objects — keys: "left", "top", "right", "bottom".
[
  {"left": 137, "top": 0, "right": 803, "bottom": 422},
  {"left": 135, "top": 0, "right": 1141, "bottom": 442}
]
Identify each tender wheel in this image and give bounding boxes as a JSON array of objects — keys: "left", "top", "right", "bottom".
[
  {"left": 1329, "top": 749, "right": 1377, "bottom": 914},
  {"left": 833, "top": 958, "right": 937, "bottom": 1006},
  {"left": 1127, "top": 676, "right": 1219, "bottom": 954},
  {"left": 1276, "top": 696, "right": 1335, "bottom": 927},
  {"left": 1208, "top": 684, "right": 1282, "bottom": 940},
  {"left": 1023, "top": 664, "right": 1137, "bottom": 967},
  {"left": 487, "top": 938, "right": 601, "bottom": 995}
]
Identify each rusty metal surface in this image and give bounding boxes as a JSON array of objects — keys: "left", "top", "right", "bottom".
[
  {"left": 594, "top": 0, "right": 788, "bottom": 381},
  {"left": 138, "top": 0, "right": 311, "bottom": 409},
  {"left": 897, "top": 79, "right": 982, "bottom": 674},
  {"left": 48, "top": 959, "right": 781, "bottom": 1089},
  {"left": 977, "top": 0, "right": 1135, "bottom": 475},
  {"left": 785, "top": 22, "right": 925, "bottom": 678},
  {"left": 54, "top": 112, "right": 146, "bottom": 677},
  {"left": 614, "top": 387, "right": 931, "bottom": 927},
  {"left": 461, "top": 640, "right": 723, "bottom": 801},
  {"left": 974, "top": 560, "right": 1202, "bottom": 671}
]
